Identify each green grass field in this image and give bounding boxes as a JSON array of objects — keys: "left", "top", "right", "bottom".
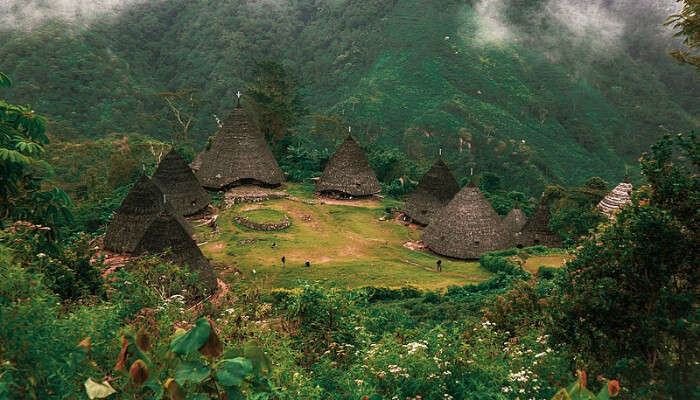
[
  {"left": 237, "top": 209, "right": 288, "bottom": 225},
  {"left": 198, "top": 184, "right": 494, "bottom": 290},
  {"left": 523, "top": 255, "right": 570, "bottom": 274}
]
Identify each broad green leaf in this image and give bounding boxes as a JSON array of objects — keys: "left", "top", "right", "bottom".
[
  {"left": 174, "top": 361, "right": 211, "bottom": 385},
  {"left": 0, "top": 148, "right": 31, "bottom": 164},
  {"left": 84, "top": 378, "right": 117, "bottom": 399},
  {"left": 216, "top": 357, "right": 253, "bottom": 387},
  {"left": 244, "top": 343, "right": 272, "bottom": 375},
  {"left": 143, "top": 379, "right": 163, "bottom": 400},
  {"left": 188, "top": 395, "right": 209, "bottom": 400},
  {"left": 552, "top": 388, "right": 572, "bottom": 400},
  {"left": 169, "top": 318, "right": 211, "bottom": 356},
  {"left": 226, "top": 387, "right": 245, "bottom": 400},
  {"left": 596, "top": 386, "right": 612, "bottom": 400},
  {"left": 0, "top": 73, "right": 11, "bottom": 88}
]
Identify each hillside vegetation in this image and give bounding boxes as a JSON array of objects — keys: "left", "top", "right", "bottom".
[
  {"left": 0, "top": 0, "right": 697, "bottom": 194},
  {"left": 0, "top": 1, "right": 698, "bottom": 398}
]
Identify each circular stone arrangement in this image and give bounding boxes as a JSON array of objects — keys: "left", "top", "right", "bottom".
[{"left": 234, "top": 209, "right": 291, "bottom": 231}]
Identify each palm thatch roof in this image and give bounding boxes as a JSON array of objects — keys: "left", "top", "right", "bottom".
[
  {"left": 503, "top": 208, "right": 527, "bottom": 234},
  {"left": 403, "top": 159, "right": 459, "bottom": 225},
  {"left": 103, "top": 175, "right": 193, "bottom": 254},
  {"left": 597, "top": 181, "right": 633, "bottom": 219},
  {"left": 134, "top": 211, "right": 217, "bottom": 291},
  {"left": 422, "top": 184, "right": 509, "bottom": 259},
  {"left": 193, "top": 103, "right": 283, "bottom": 189},
  {"left": 315, "top": 136, "right": 381, "bottom": 197},
  {"left": 152, "top": 149, "right": 211, "bottom": 216},
  {"left": 517, "top": 200, "right": 562, "bottom": 248}
]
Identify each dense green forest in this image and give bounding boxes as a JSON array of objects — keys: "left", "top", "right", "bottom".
[{"left": 1, "top": 0, "right": 698, "bottom": 194}]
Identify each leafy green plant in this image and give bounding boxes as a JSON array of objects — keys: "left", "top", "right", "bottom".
[
  {"left": 551, "top": 371, "right": 620, "bottom": 400},
  {"left": 84, "top": 318, "right": 277, "bottom": 399},
  {"left": 0, "top": 73, "right": 72, "bottom": 231},
  {"left": 549, "top": 133, "right": 698, "bottom": 397},
  {"left": 0, "top": 223, "right": 103, "bottom": 300}
]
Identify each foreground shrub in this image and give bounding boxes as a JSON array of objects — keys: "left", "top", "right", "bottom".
[
  {"left": 548, "top": 134, "right": 699, "bottom": 398},
  {"left": 0, "top": 224, "right": 103, "bottom": 300},
  {"left": 83, "top": 318, "right": 277, "bottom": 399}
]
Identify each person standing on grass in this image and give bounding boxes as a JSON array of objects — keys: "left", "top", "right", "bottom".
[
  {"left": 281, "top": 256, "right": 286, "bottom": 266},
  {"left": 436, "top": 259, "right": 442, "bottom": 272}
]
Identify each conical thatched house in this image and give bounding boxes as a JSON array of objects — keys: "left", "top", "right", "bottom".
[
  {"left": 152, "top": 149, "right": 211, "bottom": 216},
  {"left": 403, "top": 159, "right": 459, "bottom": 225},
  {"left": 517, "top": 200, "right": 562, "bottom": 248},
  {"left": 134, "top": 211, "right": 217, "bottom": 291},
  {"left": 104, "top": 175, "right": 193, "bottom": 254},
  {"left": 315, "top": 136, "right": 381, "bottom": 197},
  {"left": 422, "top": 184, "right": 509, "bottom": 259},
  {"left": 193, "top": 103, "right": 283, "bottom": 189},
  {"left": 503, "top": 208, "right": 527, "bottom": 234},
  {"left": 597, "top": 181, "right": 633, "bottom": 219}
]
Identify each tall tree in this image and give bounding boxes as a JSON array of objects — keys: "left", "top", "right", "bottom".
[
  {"left": 0, "top": 73, "right": 71, "bottom": 230},
  {"left": 245, "top": 60, "right": 306, "bottom": 145},
  {"left": 549, "top": 133, "right": 699, "bottom": 397},
  {"left": 667, "top": 0, "right": 700, "bottom": 69},
  {"left": 154, "top": 89, "right": 205, "bottom": 144}
]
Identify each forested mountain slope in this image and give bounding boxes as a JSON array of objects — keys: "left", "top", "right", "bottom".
[{"left": 0, "top": 0, "right": 697, "bottom": 192}]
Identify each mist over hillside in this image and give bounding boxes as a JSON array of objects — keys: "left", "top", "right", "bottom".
[
  {"left": 0, "top": 0, "right": 697, "bottom": 192},
  {"left": 0, "top": 0, "right": 151, "bottom": 29}
]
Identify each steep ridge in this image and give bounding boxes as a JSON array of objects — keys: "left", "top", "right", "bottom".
[{"left": 0, "top": 0, "right": 697, "bottom": 191}]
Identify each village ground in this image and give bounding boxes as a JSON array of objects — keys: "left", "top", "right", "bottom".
[{"left": 197, "top": 183, "right": 568, "bottom": 291}]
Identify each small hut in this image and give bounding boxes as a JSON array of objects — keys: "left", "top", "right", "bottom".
[
  {"left": 503, "top": 208, "right": 527, "bottom": 235},
  {"left": 517, "top": 199, "right": 562, "bottom": 248},
  {"left": 315, "top": 136, "right": 381, "bottom": 197},
  {"left": 597, "top": 181, "right": 633, "bottom": 219},
  {"left": 422, "top": 184, "right": 509, "bottom": 259},
  {"left": 152, "top": 149, "right": 211, "bottom": 216},
  {"left": 403, "top": 159, "right": 459, "bottom": 225},
  {"left": 134, "top": 211, "right": 217, "bottom": 291},
  {"left": 103, "top": 175, "right": 193, "bottom": 254},
  {"left": 193, "top": 102, "right": 283, "bottom": 189}
]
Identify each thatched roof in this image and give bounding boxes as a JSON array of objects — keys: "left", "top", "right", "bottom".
[
  {"left": 517, "top": 200, "right": 562, "bottom": 248},
  {"left": 103, "top": 175, "right": 193, "bottom": 254},
  {"left": 152, "top": 149, "right": 211, "bottom": 216},
  {"left": 403, "top": 159, "right": 459, "bottom": 225},
  {"left": 315, "top": 136, "right": 381, "bottom": 197},
  {"left": 597, "top": 181, "right": 633, "bottom": 219},
  {"left": 193, "top": 103, "right": 283, "bottom": 189},
  {"left": 422, "top": 184, "right": 509, "bottom": 259},
  {"left": 134, "top": 211, "right": 217, "bottom": 291},
  {"left": 503, "top": 208, "right": 527, "bottom": 234}
]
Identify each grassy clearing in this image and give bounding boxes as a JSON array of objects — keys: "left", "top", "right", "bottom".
[
  {"left": 523, "top": 255, "right": 570, "bottom": 274},
  {"left": 199, "top": 184, "right": 491, "bottom": 290},
  {"left": 238, "top": 209, "right": 288, "bottom": 224}
]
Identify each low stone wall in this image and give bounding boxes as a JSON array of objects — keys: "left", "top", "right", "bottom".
[
  {"left": 234, "top": 214, "right": 291, "bottom": 231},
  {"left": 224, "top": 185, "right": 288, "bottom": 207}
]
